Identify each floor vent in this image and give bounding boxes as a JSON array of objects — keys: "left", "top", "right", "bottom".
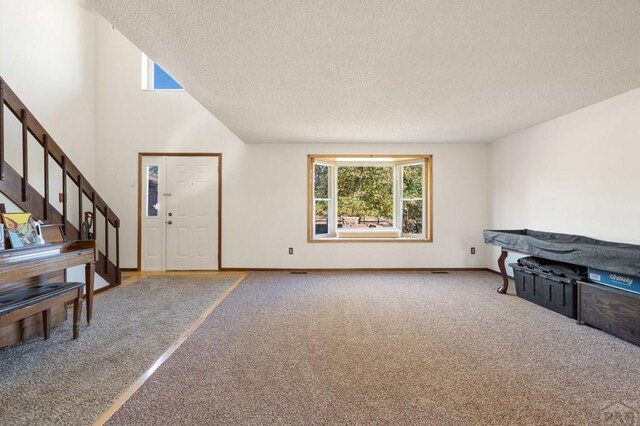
[
  {"left": 431, "top": 271, "right": 450, "bottom": 274},
  {"left": 290, "top": 271, "right": 308, "bottom": 275}
]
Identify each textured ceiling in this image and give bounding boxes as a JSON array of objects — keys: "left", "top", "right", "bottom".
[{"left": 87, "top": 0, "right": 640, "bottom": 144}]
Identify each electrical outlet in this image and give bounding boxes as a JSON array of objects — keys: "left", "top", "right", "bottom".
[
  {"left": 289, "top": 247, "right": 293, "bottom": 255},
  {"left": 471, "top": 247, "right": 476, "bottom": 254}
]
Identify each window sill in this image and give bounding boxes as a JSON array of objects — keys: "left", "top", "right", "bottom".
[
  {"left": 142, "top": 88, "right": 186, "bottom": 92},
  {"left": 336, "top": 228, "right": 402, "bottom": 238},
  {"left": 310, "top": 234, "right": 431, "bottom": 243}
]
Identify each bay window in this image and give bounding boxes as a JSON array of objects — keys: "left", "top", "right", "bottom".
[{"left": 308, "top": 155, "right": 432, "bottom": 242}]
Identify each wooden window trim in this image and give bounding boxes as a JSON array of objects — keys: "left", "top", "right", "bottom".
[{"left": 307, "top": 154, "right": 433, "bottom": 243}]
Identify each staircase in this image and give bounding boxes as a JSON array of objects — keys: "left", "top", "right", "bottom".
[{"left": 0, "top": 76, "right": 121, "bottom": 287}]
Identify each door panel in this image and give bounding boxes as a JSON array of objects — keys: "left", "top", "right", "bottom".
[
  {"left": 176, "top": 227, "right": 188, "bottom": 257},
  {"left": 146, "top": 227, "right": 161, "bottom": 257},
  {"left": 166, "top": 156, "right": 218, "bottom": 270}
]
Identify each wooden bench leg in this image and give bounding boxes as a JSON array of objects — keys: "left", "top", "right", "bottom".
[
  {"left": 86, "top": 261, "right": 95, "bottom": 325},
  {"left": 72, "top": 289, "right": 83, "bottom": 340},
  {"left": 42, "top": 309, "right": 51, "bottom": 340},
  {"left": 19, "top": 319, "right": 25, "bottom": 341}
]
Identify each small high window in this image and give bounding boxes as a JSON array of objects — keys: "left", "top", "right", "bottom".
[
  {"left": 308, "top": 155, "right": 432, "bottom": 242},
  {"left": 141, "top": 54, "right": 183, "bottom": 91}
]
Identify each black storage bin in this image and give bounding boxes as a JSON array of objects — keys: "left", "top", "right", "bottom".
[
  {"left": 510, "top": 264, "right": 577, "bottom": 319},
  {"left": 535, "top": 272, "right": 577, "bottom": 319},
  {"left": 511, "top": 264, "right": 538, "bottom": 302}
]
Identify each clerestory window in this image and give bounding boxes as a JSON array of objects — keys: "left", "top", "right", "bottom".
[
  {"left": 141, "top": 54, "right": 184, "bottom": 91},
  {"left": 308, "top": 155, "right": 432, "bottom": 242}
]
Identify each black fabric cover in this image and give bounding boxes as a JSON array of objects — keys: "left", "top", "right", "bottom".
[
  {"left": 0, "top": 281, "right": 84, "bottom": 315},
  {"left": 484, "top": 229, "right": 640, "bottom": 277},
  {"left": 516, "top": 256, "right": 587, "bottom": 281},
  {"left": 516, "top": 256, "right": 545, "bottom": 269}
]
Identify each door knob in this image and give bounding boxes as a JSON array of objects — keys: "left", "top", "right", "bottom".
[
  {"left": 168, "top": 212, "right": 173, "bottom": 217},
  {"left": 167, "top": 220, "right": 173, "bottom": 225}
]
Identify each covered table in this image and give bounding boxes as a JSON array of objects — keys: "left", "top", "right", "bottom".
[{"left": 483, "top": 229, "right": 640, "bottom": 293}]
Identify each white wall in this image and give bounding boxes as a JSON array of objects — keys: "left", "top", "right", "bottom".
[
  {"left": 0, "top": 1, "right": 108, "bottom": 288},
  {"left": 93, "top": 17, "right": 241, "bottom": 268},
  {"left": 93, "top": 16, "right": 490, "bottom": 269},
  {"left": 488, "top": 87, "right": 640, "bottom": 271},
  {"left": 223, "top": 142, "right": 489, "bottom": 269},
  {"left": 5, "top": 0, "right": 640, "bottom": 274},
  {"left": 0, "top": 0, "right": 92, "bottom": 238},
  {"left": 0, "top": 0, "right": 96, "bottom": 181},
  {"left": 1, "top": 5, "right": 492, "bottom": 271}
]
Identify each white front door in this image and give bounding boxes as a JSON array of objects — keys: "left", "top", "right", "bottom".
[
  {"left": 166, "top": 156, "right": 218, "bottom": 270},
  {"left": 141, "top": 155, "right": 219, "bottom": 271}
]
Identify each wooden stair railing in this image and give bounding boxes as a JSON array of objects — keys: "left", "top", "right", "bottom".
[{"left": 0, "top": 76, "right": 121, "bottom": 287}]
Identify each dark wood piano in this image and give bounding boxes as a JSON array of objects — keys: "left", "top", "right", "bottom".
[{"left": 0, "top": 239, "right": 97, "bottom": 348}]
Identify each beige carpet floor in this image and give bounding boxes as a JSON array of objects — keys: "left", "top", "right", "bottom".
[
  {"left": 0, "top": 274, "right": 239, "bottom": 426},
  {"left": 107, "top": 271, "right": 640, "bottom": 425}
]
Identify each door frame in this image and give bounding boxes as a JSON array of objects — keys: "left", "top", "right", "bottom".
[{"left": 137, "top": 152, "right": 222, "bottom": 271}]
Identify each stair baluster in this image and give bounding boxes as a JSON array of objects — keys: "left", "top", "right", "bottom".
[
  {"left": 0, "top": 80, "right": 4, "bottom": 180},
  {"left": 104, "top": 206, "right": 109, "bottom": 274},
  {"left": 77, "top": 174, "right": 83, "bottom": 236},
  {"left": 0, "top": 75, "right": 121, "bottom": 287},
  {"left": 21, "top": 109, "right": 28, "bottom": 201},
  {"left": 43, "top": 134, "right": 49, "bottom": 220},
  {"left": 61, "top": 155, "right": 67, "bottom": 235}
]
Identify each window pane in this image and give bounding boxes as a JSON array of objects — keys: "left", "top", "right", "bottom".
[
  {"left": 402, "top": 200, "right": 423, "bottom": 234},
  {"left": 147, "top": 165, "right": 159, "bottom": 217},
  {"left": 314, "top": 164, "right": 329, "bottom": 199},
  {"left": 337, "top": 166, "right": 393, "bottom": 228},
  {"left": 403, "top": 164, "right": 423, "bottom": 198},
  {"left": 315, "top": 200, "right": 329, "bottom": 235},
  {"left": 153, "top": 63, "right": 183, "bottom": 90}
]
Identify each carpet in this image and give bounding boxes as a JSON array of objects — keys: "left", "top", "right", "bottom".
[
  {"left": 0, "top": 274, "right": 239, "bottom": 426},
  {"left": 108, "top": 271, "right": 640, "bottom": 426}
]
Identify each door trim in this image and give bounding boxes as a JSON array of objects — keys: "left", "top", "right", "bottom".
[{"left": 137, "top": 152, "right": 222, "bottom": 271}]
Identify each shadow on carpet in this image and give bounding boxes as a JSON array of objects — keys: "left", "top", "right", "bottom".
[{"left": 0, "top": 274, "right": 239, "bottom": 426}]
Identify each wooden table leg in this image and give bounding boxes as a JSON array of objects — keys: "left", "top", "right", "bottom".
[
  {"left": 73, "top": 289, "right": 83, "bottom": 340},
  {"left": 42, "top": 308, "right": 51, "bottom": 340},
  {"left": 497, "top": 249, "right": 509, "bottom": 294},
  {"left": 85, "top": 261, "right": 95, "bottom": 324}
]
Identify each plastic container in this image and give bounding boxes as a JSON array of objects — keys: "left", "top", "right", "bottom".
[{"left": 511, "top": 264, "right": 577, "bottom": 319}]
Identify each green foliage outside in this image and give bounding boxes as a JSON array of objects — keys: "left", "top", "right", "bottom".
[
  {"left": 337, "top": 166, "right": 393, "bottom": 223},
  {"left": 402, "top": 164, "right": 423, "bottom": 234},
  {"left": 314, "top": 162, "right": 424, "bottom": 233},
  {"left": 403, "top": 165, "right": 422, "bottom": 198},
  {"left": 314, "top": 164, "right": 329, "bottom": 199},
  {"left": 402, "top": 200, "right": 423, "bottom": 234}
]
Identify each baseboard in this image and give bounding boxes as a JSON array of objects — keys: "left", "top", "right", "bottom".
[
  {"left": 219, "top": 267, "right": 494, "bottom": 272},
  {"left": 121, "top": 266, "right": 498, "bottom": 274}
]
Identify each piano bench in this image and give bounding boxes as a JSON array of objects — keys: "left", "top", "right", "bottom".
[{"left": 0, "top": 282, "right": 85, "bottom": 342}]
